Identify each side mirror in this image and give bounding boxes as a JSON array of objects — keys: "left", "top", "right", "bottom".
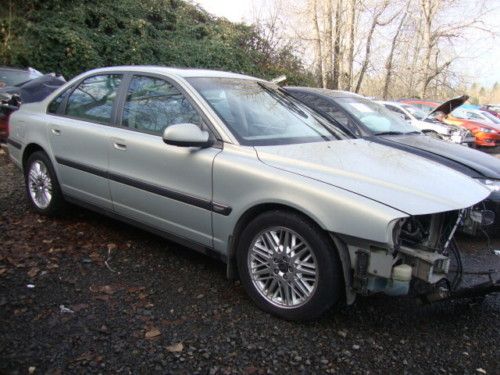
[{"left": 162, "top": 123, "right": 214, "bottom": 148}]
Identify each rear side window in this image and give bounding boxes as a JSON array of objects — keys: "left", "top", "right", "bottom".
[
  {"left": 121, "top": 75, "right": 202, "bottom": 136},
  {"left": 65, "top": 74, "right": 122, "bottom": 124}
]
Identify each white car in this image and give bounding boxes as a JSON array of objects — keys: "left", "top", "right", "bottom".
[
  {"left": 378, "top": 101, "right": 469, "bottom": 145},
  {"left": 452, "top": 108, "right": 500, "bottom": 127}
]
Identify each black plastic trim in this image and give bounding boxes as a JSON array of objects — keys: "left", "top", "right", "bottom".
[
  {"left": 55, "top": 156, "right": 232, "bottom": 215},
  {"left": 56, "top": 157, "right": 107, "bottom": 178},
  {"left": 108, "top": 171, "right": 213, "bottom": 211},
  {"left": 6, "top": 138, "right": 21, "bottom": 149}
]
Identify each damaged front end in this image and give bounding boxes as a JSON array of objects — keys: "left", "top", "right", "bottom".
[{"left": 344, "top": 206, "right": 499, "bottom": 302}]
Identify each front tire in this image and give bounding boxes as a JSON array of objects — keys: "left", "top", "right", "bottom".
[
  {"left": 24, "top": 151, "right": 65, "bottom": 216},
  {"left": 236, "top": 210, "right": 343, "bottom": 320}
]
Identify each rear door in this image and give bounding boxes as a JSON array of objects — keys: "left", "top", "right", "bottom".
[
  {"left": 46, "top": 73, "right": 123, "bottom": 210},
  {"left": 106, "top": 74, "right": 221, "bottom": 247}
]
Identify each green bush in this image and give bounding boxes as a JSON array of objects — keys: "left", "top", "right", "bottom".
[{"left": 0, "top": 0, "right": 313, "bottom": 85}]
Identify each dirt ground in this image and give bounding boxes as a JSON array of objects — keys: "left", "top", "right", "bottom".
[{"left": 0, "top": 148, "right": 499, "bottom": 375}]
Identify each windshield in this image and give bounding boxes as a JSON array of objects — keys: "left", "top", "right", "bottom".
[
  {"left": 335, "top": 97, "right": 419, "bottom": 135},
  {"left": 400, "top": 103, "right": 427, "bottom": 120},
  {"left": 188, "top": 78, "right": 346, "bottom": 145},
  {"left": 480, "top": 110, "right": 500, "bottom": 124}
]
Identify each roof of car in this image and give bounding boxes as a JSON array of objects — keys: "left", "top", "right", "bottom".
[
  {"left": 285, "top": 86, "right": 365, "bottom": 99},
  {"left": 80, "top": 65, "right": 259, "bottom": 80},
  {"left": 378, "top": 100, "right": 402, "bottom": 106}
]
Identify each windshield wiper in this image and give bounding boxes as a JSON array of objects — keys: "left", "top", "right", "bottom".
[{"left": 374, "top": 131, "right": 405, "bottom": 136}]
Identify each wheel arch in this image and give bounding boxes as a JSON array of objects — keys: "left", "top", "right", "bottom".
[
  {"left": 22, "top": 143, "right": 47, "bottom": 170},
  {"left": 226, "top": 202, "right": 350, "bottom": 303}
]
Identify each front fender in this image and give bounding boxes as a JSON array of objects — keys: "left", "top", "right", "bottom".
[{"left": 211, "top": 144, "right": 408, "bottom": 255}]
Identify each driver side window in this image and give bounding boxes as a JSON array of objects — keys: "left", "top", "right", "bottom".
[{"left": 122, "top": 75, "right": 202, "bottom": 136}]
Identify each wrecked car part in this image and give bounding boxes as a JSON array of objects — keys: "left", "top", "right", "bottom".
[
  {"left": 442, "top": 209, "right": 465, "bottom": 255},
  {"left": 345, "top": 206, "right": 498, "bottom": 302}
]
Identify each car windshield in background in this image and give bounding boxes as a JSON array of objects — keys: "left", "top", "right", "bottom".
[
  {"left": 0, "top": 68, "right": 42, "bottom": 87},
  {"left": 400, "top": 103, "right": 427, "bottom": 120},
  {"left": 481, "top": 111, "right": 500, "bottom": 124},
  {"left": 335, "top": 97, "right": 419, "bottom": 135},
  {"left": 187, "top": 77, "right": 346, "bottom": 145}
]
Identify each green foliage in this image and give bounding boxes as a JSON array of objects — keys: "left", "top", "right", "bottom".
[{"left": 0, "top": 0, "right": 313, "bottom": 85}]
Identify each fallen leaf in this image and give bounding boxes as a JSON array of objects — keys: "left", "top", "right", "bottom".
[
  {"left": 95, "top": 295, "right": 110, "bottom": 302},
  {"left": 127, "top": 286, "right": 146, "bottom": 293},
  {"left": 145, "top": 328, "right": 161, "bottom": 339},
  {"left": 90, "top": 285, "right": 114, "bottom": 294},
  {"left": 89, "top": 252, "right": 101, "bottom": 261},
  {"left": 0, "top": 268, "right": 7, "bottom": 276},
  {"left": 27, "top": 267, "right": 39, "bottom": 278},
  {"left": 107, "top": 243, "right": 117, "bottom": 251},
  {"left": 165, "top": 342, "right": 184, "bottom": 353},
  {"left": 71, "top": 303, "right": 88, "bottom": 312}
]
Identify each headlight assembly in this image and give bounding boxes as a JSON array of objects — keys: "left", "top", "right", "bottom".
[{"left": 478, "top": 127, "right": 495, "bottom": 134}]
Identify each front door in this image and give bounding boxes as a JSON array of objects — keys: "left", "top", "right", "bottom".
[{"left": 107, "top": 74, "right": 220, "bottom": 247}]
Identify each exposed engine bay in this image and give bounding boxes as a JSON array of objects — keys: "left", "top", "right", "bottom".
[{"left": 345, "top": 205, "right": 499, "bottom": 302}]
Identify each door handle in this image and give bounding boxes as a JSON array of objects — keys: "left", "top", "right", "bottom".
[
  {"left": 113, "top": 142, "right": 127, "bottom": 151},
  {"left": 51, "top": 128, "right": 61, "bottom": 135}
]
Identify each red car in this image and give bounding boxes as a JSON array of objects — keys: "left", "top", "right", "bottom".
[
  {"left": 398, "top": 99, "right": 440, "bottom": 113},
  {"left": 401, "top": 97, "right": 499, "bottom": 147}
]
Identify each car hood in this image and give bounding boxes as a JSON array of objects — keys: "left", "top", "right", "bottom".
[
  {"left": 428, "top": 95, "right": 468, "bottom": 117},
  {"left": 378, "top": 134, "right": 500, "bottom": 179},
  {"left": 255, "top": 139, "right": 490, "bottom": 216}
]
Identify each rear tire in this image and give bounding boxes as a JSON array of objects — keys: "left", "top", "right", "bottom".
[
  {"left": 236, "top": 210, "right": 343, "bottom": 320},
  {"left": 24, "top": 151, "right": 65, "bottom": 216}
]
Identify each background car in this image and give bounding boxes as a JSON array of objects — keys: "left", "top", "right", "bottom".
[
  {"left": 378, "top": 100, "right": 471, "bottom": 145},
  {"left": 452, "top": 107, "right": 500, "bottom": 126},
  {"left": 0, "top": 66, "right": 42, "bottom": 88},
  {"left": 421, "top": 96, "right": 500, "bottom": 148},
  {"left": 398, "top": 98, "right": 440, "bottom": 113},
  {"left": 0, "top": 73, "right": 66, "bottom": 143},
  {"left": 443, "top": 113, "right": 499, "bottom": 147},
  {"left": 285, "top": 86, "right": 500, "bottom": 236},
  {"left": 481, "top": 104, "right": 500, "bottom": 118}
]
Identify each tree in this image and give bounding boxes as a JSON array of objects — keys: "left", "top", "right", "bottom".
[
  {"left": 0, "top": 0, "right": 314, "bottom": 85},
  {"left": 354, "top": 0, "right": 398, "bottom": 93}
]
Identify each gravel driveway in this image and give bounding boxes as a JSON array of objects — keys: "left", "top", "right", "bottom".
[{"left": 0, "top": 148, "right": 499, "bottom": 375}]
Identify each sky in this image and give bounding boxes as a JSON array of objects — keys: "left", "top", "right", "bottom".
[
  {"left": 194, "top": 0, "right": 260, "bottom": 24},
  {"left": 193, "top": 0, "right": 500, "bottom": 88}
]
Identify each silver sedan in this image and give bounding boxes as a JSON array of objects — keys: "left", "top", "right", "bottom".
[{"left": 6, "top": 66, "right": 491, "bottom": 320}]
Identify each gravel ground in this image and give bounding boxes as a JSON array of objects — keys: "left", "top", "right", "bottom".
[{"left": 0, "top": 147, "right": 499, "bottom": 375}]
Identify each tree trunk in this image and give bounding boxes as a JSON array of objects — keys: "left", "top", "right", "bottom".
[
  {"left": 382, "top": 2, "right": 409, "bottom": 99},
  {"left": 354, "top": 20, "right": 377, "bottom": 93},
  {"left": 332, "top": 0, "right": 343, "bottom": 89},
  {"left": 312, "top": 0, "right": 324, "bottom": 87},
  {"left": 419, "top": 0, "right": 437, "bottom": 98},
  {"left": 325, "top": 0, "right": 334, "bottom": 88},
  {"left": 345, "top": 0, "right": 356, "bottom": 90}
]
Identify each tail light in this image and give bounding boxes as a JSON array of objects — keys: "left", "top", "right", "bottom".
[
  {"left": 0, "top": 109, "right": 9, "bottom": 142},
  {"left": 0, "top": 95, "right": 21, "bottom": 142}
]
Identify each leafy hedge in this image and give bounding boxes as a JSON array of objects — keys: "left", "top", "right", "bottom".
[{"left": 0, "top": 0, "right": 314, "bottom": 85}]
